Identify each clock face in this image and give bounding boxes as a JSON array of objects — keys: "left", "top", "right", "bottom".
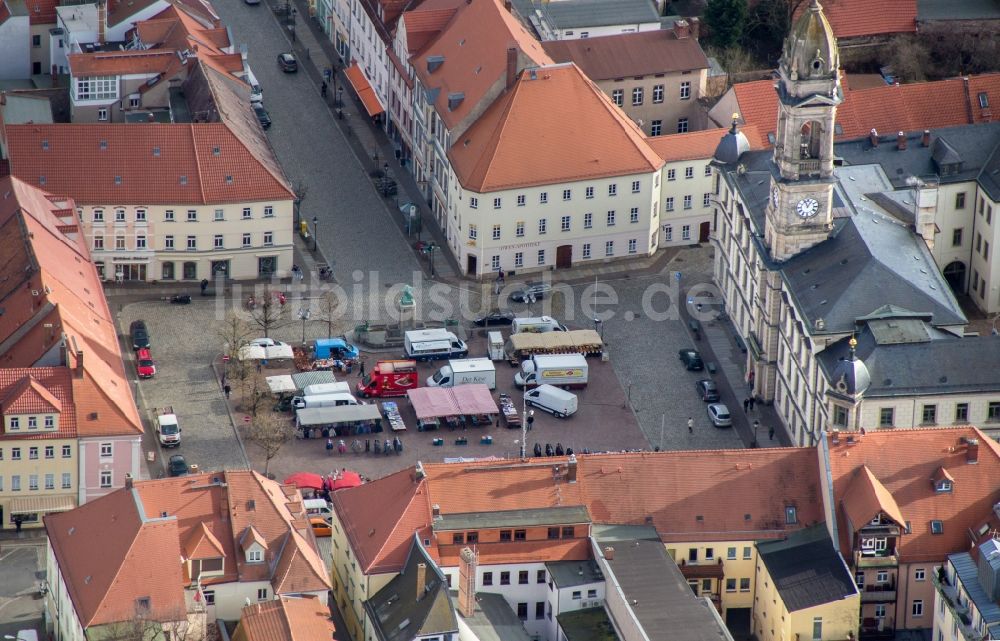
[
  {"left": 771, "top": 186, "right": 779, "bottom": 207},
  {"left": 796, "top": 198, "right": 820, "bottom": 218}
]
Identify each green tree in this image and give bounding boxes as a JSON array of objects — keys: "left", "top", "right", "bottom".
[{"left": 704, "top": 0, "right": 748, "bottom": 49}]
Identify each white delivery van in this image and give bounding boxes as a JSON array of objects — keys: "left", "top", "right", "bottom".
[
  {"left": 525, "top": 384, "right": 578, "bottom": 418},
  {"left": 155, "top": 407, "right": 181, "bottom": 447},
  {"left": 511, "top": 316, "right": 567, "bottom": 334},
  {"left": 294, "top": 392, "right": 361, "bottom": 409},
  {"left": 302, "top": 381, "right": 351, "bottom": 396},
  {"left": 427, "top": 358, "right": 496, "bottom": 389},
  {"left": 303, "top": 498, "right": 333, "bottom": 522},
  {"left": 404, "top": 328, "right": 468, "bottom": 361},
  {"left": 514, "top": 353, "right": 589, "bottom": 388}
]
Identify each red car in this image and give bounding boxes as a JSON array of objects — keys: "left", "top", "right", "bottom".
[{"left": 136, "top": 348, "right": 156, "bottom": 378}]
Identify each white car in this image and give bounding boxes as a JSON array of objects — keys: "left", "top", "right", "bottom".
[
  {"left": 248, "top": 338, "right": 284, "bottom": 348},
  {"left": 707, "top": 403, "right": 732, "bottom": 428}
]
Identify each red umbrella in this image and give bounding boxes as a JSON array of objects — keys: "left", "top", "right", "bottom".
[
  {"left": 332, "top": 471, "right": 362, "bottom": 491},
  {"left": 283, "top": 472, "right": 325, "bottom": 490}
]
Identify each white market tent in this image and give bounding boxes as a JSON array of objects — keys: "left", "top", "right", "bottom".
[
  {"left": 296, "top": 405, "right": 383, "bottom": 427},
  {"left": 266, "top": 375, "right": 297, "bottom": 395},
  {"left": 239, "top": 344, "right": 294, "bottom": 361}
]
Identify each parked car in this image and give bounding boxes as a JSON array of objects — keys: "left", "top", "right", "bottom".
[
  {"left": 136, "top": 348, "right": 156, "bottom": 379},
  {"left": 248, "top": 337, "right": 285, "bottom": 348},
  {"left": 473, "top": 310, "right": 515, "bottom": 327},
  {"left": 310, "top": 517, "right": 332, "bottom": 537},
  {"left": 707, "top": 403, "right": 732, "bottom": 428},
  {"left": 129, "top": 320, "right": 150, "bottom": 349},
  {"left": 253, "top": 103, "right": 271, "bottom": 129},
  {"left": 678, "top": 348, "right": 704, "bottom": 371},
  {"left": 695, "top": 379, "right": 719, "bottom": 402},
  {"left": 244, "top": 0, "right": 260, "bottom": 5},
  {"left": 168, "top": 454, "right": 190, "bottom": 476},
  {"left": 277, "top": 52, "right": 298, "bottom": 72},
  {"left": 509, "top": 282, "right": 552, "bottom": 303}
]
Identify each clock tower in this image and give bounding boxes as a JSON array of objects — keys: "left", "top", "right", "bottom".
[{"left": 764, "top": 0, "right": 842, "bottom": 262}]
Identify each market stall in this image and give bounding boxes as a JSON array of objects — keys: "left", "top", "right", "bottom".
[
  {"left": 406, "top": 384, "right": 499, "bottom": 432},
  {"left": 239, "top": 343, "right": 295, "bottom": 364},
  {"left": 291, "top": 371, "right": 337, "bottom": 390},
  {"left": 506, "top": 329, "right": 603, "bottom": 360},
  {"left": 296, "top": 404, "right": 383, "bottom": 437},
  {"left": 266, "top": 375, "right": 297, "bottom": 395},
  {"left": 382, "top": 401, "right": 407, "bottom": 431}
]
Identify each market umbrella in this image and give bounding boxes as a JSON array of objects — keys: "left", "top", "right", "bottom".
[
  {"left": 283, "top": 472, "right": 325, "bottom": 490},
  {"left": 332, "top": 471, "right": 363, "bottom": 491}
]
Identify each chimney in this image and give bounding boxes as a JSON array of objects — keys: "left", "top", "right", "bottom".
[
  {"left": 457, "top": 548, "right": 477, "bottom": 618},
  {"left": 415, "top": 563, "right": 427, "bottom": 602},
  {"left": 97, "top": 0, "right": 107, "bottom": 44},
  {"left": 567, "top": 453, "right": 577, "bottom": 483},
  {"left": 673, "top": 19, "right": 690, "bottom": 39},
  {"left": 896, "top": 131, "right": 907, "bottom": 151},
  {"left": 689, "top": 17, "right": 700, "bottom": 39},
  {"left": 967, "top": 438, "right": 980, "bottom": 464},
  {"left": 125, "top": 473, "right": 133, "bottom": 490},
  {"left": 506, "top": 47, "right": 517, "bottom": 91},
  {"left": 922, "top": 129, "right": 931, "bottom": 147},
  {"left": 603, "top": 546, "right": 615, "bottom": 560},
  {"left": 75, "top": 349, "right": 84, "bottom": 379},
  {"left": 869, "top": 128, "right": 879, "bottom": 147}
]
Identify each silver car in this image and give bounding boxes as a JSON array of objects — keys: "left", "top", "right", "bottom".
[{"left": 707, "top": 403, "right": 732, "bottom": 428}]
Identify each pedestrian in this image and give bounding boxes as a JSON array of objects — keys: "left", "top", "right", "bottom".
[
  {"left": 326, "top": 438, "right": 334, "bottom": 455},
  {"left": 14, "top": 516, "right": 22, "bottom": 534},
  {"left": 768, "top": 426, "right": 775, "bottom": 440},
  {"left": 384, "top": 438, "right": 392, "bottom": 455},
  {"left": 200, "top": 278, "right": 209, "bottom": 294},
  {"left": 365, "top": 438, "right": 370, "bottom": 452},
  {"left": 321, "top": 81, "right": 328, "bottom": 97},
  {"left": 749, "top": 396, "right": 756, "bottom": 411},
  {"left": 687, "top": 417, "right": 694, "bottom": 433},
  {"left": 358, "top": 359, "right": 366, "bottom": 378},
  {"left": 256, "top": 361, "right": 262, "bottom": 373},
  {"left": 223, "top": 384, "right": 231, "bottom": 399},
  {"left": 743, "top": 398, "right": 750, "bottom": 413},
  {"left": 338, "top": 439, "right": 347, "bottom": 455},
  {"left": 527, "top": 410, "right": 535, "bottom": 431}
]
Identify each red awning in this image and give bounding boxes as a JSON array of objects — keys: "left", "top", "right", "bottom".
[
  {"left": 332, "top": 471, "right": 362, "bottom": 491},
  {"left": 344, "top": 62, "right": 385, "bottom": 117},
  {"left": 283, "top": 472, "right": 325, "bottom": 490},
  {"left": 406, "top": 385, "right": 499, "bottom": 419}
]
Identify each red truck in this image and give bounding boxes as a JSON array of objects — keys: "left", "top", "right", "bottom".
[{"left": 357, "top": 360, "right": 418, "bottom": 398}]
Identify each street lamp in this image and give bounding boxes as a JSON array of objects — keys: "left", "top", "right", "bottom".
[
  {"left": 312, "top": 216, "right": 318, "bottom": 251},
  {"left": 383, "top": 162, "right": 390, "bottom": 178},
  {"left": 299, "top": 307, "right": 311, "bottom": 343},
  {"left": 336, "top": 86, "right": 343, "bottom": 107},
  {"left": 593, "top": 318, "right": 604, "bottom": 342},
  {"left": 752, "top": 420, "right": 760, "bottom": 448}
]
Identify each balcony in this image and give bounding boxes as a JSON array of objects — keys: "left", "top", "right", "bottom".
[
  {"left": 933, "top": 571, "right": 981, "bottom": 641},
  {"left": 860, "top": 582, "right": 896, "bottom": 603},
  {"left": 678, "top": 558, "right": 725, "bottom": 579},
  {"left": 855, "top": 550, "right": 898, "bottom": 569},
  {"left": 860, "top": 617, "right": 894, "bottom": 640},
  {"left": 797, "top": 159, "right": 822, "bottom": 176}
]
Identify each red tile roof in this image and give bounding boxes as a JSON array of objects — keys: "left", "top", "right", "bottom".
[
  {"left": 793, "top": 0, "right": 916, "bottom": 38},
  {"left": 237, "top": 596, "right": 335, "bottom": 641},
  {"left": 45, "top": 471, "right": 329, "bottom": 628},
  {"left": 449, "top": 63, "right": 663, "bottom": 192},
  {"left": 827, "top": 427, "right": 1000, "bottom": 564},
  {"left": 5, "top": 120, "right": 293, "bottom": 205},
  {"left": 334, "top": 447, "right": 823, "bottom": 574},
  {"left": 0, "top": 368, "right": 75, "bottom": 439},
  {"left": 731, "top": 73, "right": 1000, "bottom": 141},
  {"left": 401, "top": 3, "right": 462, "bottom": 55},
  {"left": 0, "top": 177, "right": 141, "bottom": 437},
  {"left": 68, "top": 50, "right": 178, "bottom": 77},
  {"left": 542, "top": 29, "right": 708, "bottom": 81},
  {"left": 646, "top": 125, "right": 767, "bottom": 163},
  {"left": 26, "top": 0, "right": 57, "bottom": 24},
  {"left": 412, "top": 0, "right": 553, "bottom": 132},
  {"left": 967, "top": 73, "right": 1000, "bottom": 124}
]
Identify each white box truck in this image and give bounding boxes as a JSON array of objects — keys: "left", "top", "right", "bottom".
[
  {"left": 294, "top": 392, "right": 361, "bottom": 409},
  {"left": 514, "top": 353, "right": 588, "bottom": 388},
  {"left": 427, "top": 358, "right": 496, "bottom": 389},
  {"left": 511, "top": 316, "right": 567, "bottom": 334},
  {"left": 155, "top": 407, "right": 181, "bottom": 447},
  {"left": 404, "top": 328, "right": 468, "bottom": 361}
]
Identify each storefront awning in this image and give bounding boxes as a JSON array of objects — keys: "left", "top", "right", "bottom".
[
  {"left": 10, "top": 494, "right": 76, "bottom": 515},
  {"left": 344, "top": 62, "right": 385, "bottom": 117}
]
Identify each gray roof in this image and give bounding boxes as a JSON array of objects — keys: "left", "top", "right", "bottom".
[
  {"left": 590, "top": 524, "right": 660, "bottom": 541},
  {"left": 364, "top": 537, "right": 458, "bottom": 641},
  {"left": 546, "top": 560, "right": 604, "bottom": 588},
  {"left": 511, "top": 0, "right": 660, "bottom": 30},
  {"left": 290, "top": 370, "right": 337, "bottom": 390},
  {"left": 597, "top": 538, "right": 732, "bottom": 641},
  {"left": 918, "top": 0, "right": 1000, "bottom": 21},
  {"left": 756, "top": 523, "right": 857, "bottom": 613},
  {"left": 558, "top": 607, "right": 620, "bottom": 641},
  {"left": 450, "top": 591, "right": 532, "bottom": 641},
  {"left": 817, "top": 323, "right": 1000, "bottom": 397},
  {"left": 950, "top": 551, "right": 1000, "bottom": 635},
  {"left": 0, "top": 94, "right": 54, "bottom": 125},
  {"left": 436, "top": 505, "right": 591, "bottom": 531}
]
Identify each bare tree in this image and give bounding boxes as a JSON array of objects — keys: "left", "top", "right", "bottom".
[
  {"left": 314, "top": 289, "right": 343, "bottom": 338},
  {"left": 886, "top": 35, "right": 931, "bottom": 82},
  {"left": 217, "top": 311, "right": 253, "bottom": 363},
  {"left": 247, "top": 412, "right": 295, "bottom": 477},
  {"left": 240, "top": 370, "right": 268, "bottom": 417},
  {"left": 96, "top": 604, "right": 206, "bottom": 641},
  {"left": 250, "top": 293, "right": 287, "bottom": 338}
]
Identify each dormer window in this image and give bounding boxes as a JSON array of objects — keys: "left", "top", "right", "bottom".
[
  {"left": 785, "top": 506, "right": 797, "bottom": 524},
  {"left": 869, "top": 514, "right": 883, "bottom": 526},
  {"left": 932, "top": 467, "right": 954, "bottom": 493},
  {"left": 247, "top": 548, "right": 263, "bottom": 563},
  {"left": 936, "top": 480, "right": 952, "bottom": 493}
]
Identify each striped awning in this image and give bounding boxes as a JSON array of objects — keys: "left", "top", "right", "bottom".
[{"left": 10, "top": 494, "right": 76, "bottom": 515}]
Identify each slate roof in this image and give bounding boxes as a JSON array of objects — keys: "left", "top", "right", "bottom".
[
  {"left": 546, "top": 559, "right": 603, "bottom": 588},
  {"left": 827, "top": 428, "right": 1000, "bottom": 563},
  {"left": 541, "top": 29, "right": 708, "bottom": 80},
  {"left": 513, "top": 0, "right": 660, "bottom": 30},
  {"left": 949, "top": 551, "right": 1000, "bottom": 632},
  {"left": 597, "top": 537, "right": 730, "bottom": 641},
  {"left": 453, "top": 591, "right": 532, "bottom": 641},
  {"left": 817, "top": 325, "right": 1000, "bottom": 397},
  {"left": 364, "top": 536, "right": 458, "bottom": 641},
  {"left": 756, "top": 523, "right": 857, "bottom": 613}
]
